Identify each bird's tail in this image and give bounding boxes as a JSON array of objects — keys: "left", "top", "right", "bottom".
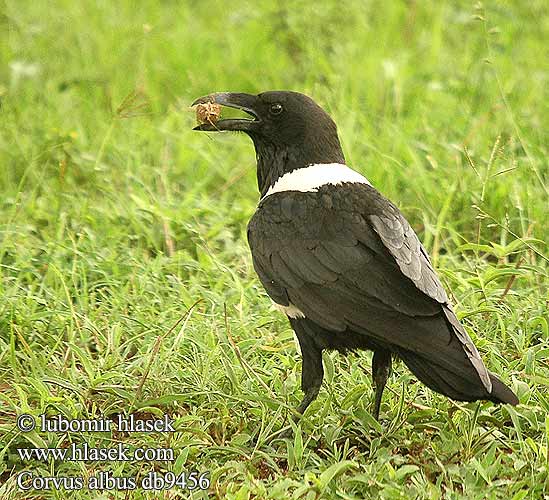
[
  {"left": 397, "top": 349, "right": 518, "bottom": 405},
  {"left": 488, "top": 372, "right": 519, "bottom": 405}
]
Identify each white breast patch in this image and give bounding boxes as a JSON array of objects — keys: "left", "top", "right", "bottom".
[
  {"left": 273, "top": 301, "right": 306, "bottom": 319},
  {"left": 262, "top": 163, "right": 371, "bottom": 201}
]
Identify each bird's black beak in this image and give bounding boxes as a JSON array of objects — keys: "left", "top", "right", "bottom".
[{"left": 192, "top": 92, "right": 260, "bottom": 132}]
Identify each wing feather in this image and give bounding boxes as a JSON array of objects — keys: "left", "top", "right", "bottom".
[{"left": 370, "top": 213, "right": 448, "bottom": 303}]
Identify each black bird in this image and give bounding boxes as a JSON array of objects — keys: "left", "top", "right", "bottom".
[{"left": 192, "top": 91, "right": 519, "bottom": 420}]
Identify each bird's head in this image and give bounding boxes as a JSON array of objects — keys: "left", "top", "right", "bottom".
[{"left": 192, "top": 91, "right": 345, "bottom": 195}]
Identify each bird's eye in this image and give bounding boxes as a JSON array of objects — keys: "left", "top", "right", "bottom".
[{"left": 270, "top": 103, "right": 283, "bottom": 115}]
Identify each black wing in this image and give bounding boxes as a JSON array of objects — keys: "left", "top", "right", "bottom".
[{"left": 247, "top": 183, "right": 492, "bottom": 394}]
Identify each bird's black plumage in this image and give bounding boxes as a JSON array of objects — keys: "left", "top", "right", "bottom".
[{"left": 192, "top": 90, "right": 518, "bottom": 419}]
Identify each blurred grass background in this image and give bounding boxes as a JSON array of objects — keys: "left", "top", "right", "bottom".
[{"left": 1, "top": 1, "right": 548, "bottom": 499}]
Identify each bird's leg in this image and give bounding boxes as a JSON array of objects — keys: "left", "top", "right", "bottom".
[
  {"left": 278, "top": 347, "right": 322, "bottom": 439},
  {"left": 372, "top": 349, "right": 392, "bottom": 420},
  {"left": 277, "top": 325, "right": 324, "bottom": 439},
  {"left": 296, "top": 346, "right": 324, "bottom": 415}
]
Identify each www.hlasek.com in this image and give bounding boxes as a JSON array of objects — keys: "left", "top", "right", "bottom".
[{"left": 15, "top": 413, "right": 210, "bottom": 492}]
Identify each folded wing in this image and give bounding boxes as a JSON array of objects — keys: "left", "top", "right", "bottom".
[{"left": 248, "top": 183, "right": 493, "bottom": 394}]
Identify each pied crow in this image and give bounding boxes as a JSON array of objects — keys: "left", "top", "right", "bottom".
[{"left": 192, "top": 91, "right": 518, "bottom": 420}]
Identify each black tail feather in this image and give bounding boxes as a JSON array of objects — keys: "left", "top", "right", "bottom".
[
  {"left": 398, "top": 349, "right": 518, "bottom": 405},
  {"left": 488, "top": 372, "right": 519, "bottom": 405}
]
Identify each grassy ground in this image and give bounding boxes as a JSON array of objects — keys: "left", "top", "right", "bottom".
[{"left": 1, "top": 0, "right": 548, "bottom": 498}]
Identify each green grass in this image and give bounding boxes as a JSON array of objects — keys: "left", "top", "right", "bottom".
[{"left": 1, "top": 0, "right": 548, "bottom": 498}]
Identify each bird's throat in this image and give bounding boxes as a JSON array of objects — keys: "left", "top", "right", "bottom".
[
  {"left": 254, "top": 139, "right": 345, "bottom": 197},
  {"left": 255, "top": 143, "right": 292, "bottom": 197}
]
